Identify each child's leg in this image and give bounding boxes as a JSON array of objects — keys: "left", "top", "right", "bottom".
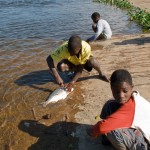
[
  {"left": 106, "top": 128, "right": 148, "bottom": 150},
  {"left": 97, "top": 33, "right": 107, "bottom": 41},
  {"left": 57, "top": 59, "right": 76, "bottom": 72},
  {"left": 86, "top": 56, "right": 109, "bottom": 82},
  {"left": 83, "top": 60, "right": 93, "bottom": 72}
]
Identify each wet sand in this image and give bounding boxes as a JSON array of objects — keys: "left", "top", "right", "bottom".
[
  {"left": 0, "top": 34, "right": 149, "bottom": 150},
  {"left": 0, "top": 39, "right": 85, "bottom": 149}
]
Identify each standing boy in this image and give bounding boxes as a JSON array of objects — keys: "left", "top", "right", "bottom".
[
  {"left": 86, "top": 12, "right": 112, "bottom": 43},
  {"left": 87, "top": 69, "right": 150, "bottom": 150},
  {"left": 47, "top": 35, "right": 109, "bottom": 86}
]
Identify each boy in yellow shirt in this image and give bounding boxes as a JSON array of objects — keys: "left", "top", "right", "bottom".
[{"left": 47, "top": 35, "right": 109, "bottom": 86}]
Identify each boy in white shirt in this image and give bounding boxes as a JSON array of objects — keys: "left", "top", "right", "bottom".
[{"left": 86, "top": 12, "right": 112, "bottom": 43}]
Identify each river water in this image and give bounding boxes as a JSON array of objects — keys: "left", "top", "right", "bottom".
[
  {"left": 0, "top": 0, "right": 142, "bottom": 40},
  {"left": 0, "top": 0, "right": 143, "bottom": 149}
]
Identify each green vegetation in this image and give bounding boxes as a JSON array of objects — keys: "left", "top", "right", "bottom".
[
  {"left": 128, "top": 7, "right": 150, "bottom": 30},
  {"left": 93, "top": 0, "right": 150, "bottom": 31}
]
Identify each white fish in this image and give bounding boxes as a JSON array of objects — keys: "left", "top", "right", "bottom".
[{"left": 40, "top": 87, "right": 74, "bottom": 107}]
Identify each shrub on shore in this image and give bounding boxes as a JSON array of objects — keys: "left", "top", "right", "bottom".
[{"left": 93, "top": 0, "right": 150, "bottom": 31}]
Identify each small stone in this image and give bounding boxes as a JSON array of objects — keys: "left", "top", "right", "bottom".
[{"left": 42, "top": 114, "right": 51, "bottom": 119}]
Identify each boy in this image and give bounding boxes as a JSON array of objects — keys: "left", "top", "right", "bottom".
[
  {"left": 47, "top": 35, "right": 109, "bottom": 86},
  {"left": 87, "top": 69, "right": 150, "bottom": 150},
  {"left": 86, "top": 12, "right": 112, "bottom": 43}
]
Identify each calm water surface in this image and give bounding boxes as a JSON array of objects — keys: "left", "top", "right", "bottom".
[{"left": 0, "top": 0, "right": 142, "bottom": 40}]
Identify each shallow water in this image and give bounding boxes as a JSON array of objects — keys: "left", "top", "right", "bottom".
[{"left": 0, "top": 0, "right": 143, "bottom": 149}]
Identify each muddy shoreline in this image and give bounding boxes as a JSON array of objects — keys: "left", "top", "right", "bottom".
[{"left": 1, "top": 33, "right": 149, "bottom": 150}]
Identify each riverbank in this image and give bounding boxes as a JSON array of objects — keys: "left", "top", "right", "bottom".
[
  {"left": 75, "top": 33, "right": 150, "bottom": 149},
  {"left": 1, "top": 33, "right": 149, "bottom": 150},
  {"left": 2, "top": 33, "right": 148, "bottom": 150},
  {"left": 129, "top": 0, "right": 150, "bottom": 12}
]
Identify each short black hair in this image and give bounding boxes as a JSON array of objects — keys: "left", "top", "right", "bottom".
[
  {"left": 91, "top": 12, "right": 100, "bottom": 18},
  {"left": 110, "top": 69, "right": 133, "bottom": 87},
  {"left": 68, "top": 35, "right": 82, "bottom": 52}
]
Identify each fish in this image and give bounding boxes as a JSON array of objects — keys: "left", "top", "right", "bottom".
[{"left": 40, "top": 86, "right": 74, "bottom": 107}]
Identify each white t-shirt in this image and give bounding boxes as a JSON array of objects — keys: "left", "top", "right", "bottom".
[{"left": 90, "top": 19, "right": 112, "bottom": 41}]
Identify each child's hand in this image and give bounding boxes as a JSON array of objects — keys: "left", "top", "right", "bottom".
[
  {"left": 92, "top": 24, "right": 97, "bottom": 32},
  {"left": 65, "top": 82, "right": 74, "bottom": 92},
  {"left": 56, "top": 76, "right": 64, "bottom": 86}
]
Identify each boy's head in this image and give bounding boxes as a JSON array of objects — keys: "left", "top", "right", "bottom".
[
  {"left": 68, "top": 35, "right": 82, "bottom": 56},
  {"left": 91, "top": 12, "right": 100, "bottom": 23},
  {"left": 110, "top": 69, "right": 133, "bottom": 104}
]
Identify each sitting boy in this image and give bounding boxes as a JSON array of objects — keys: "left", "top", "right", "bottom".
[
  {"left": 47, "top": 35, "right": 109, "bottom": 86},
  {"left": 86, "top": 12, "right": 112, "bottom": 43},
  {"left": 87, "top": 69, "right": 150, "bottom": 150}
]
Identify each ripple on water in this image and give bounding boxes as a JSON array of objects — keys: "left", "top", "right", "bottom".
[{"left": 0, "top": 0, "right": 142, "bottom": 39}]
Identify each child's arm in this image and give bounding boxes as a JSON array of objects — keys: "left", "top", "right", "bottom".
[
  {"left": 70, "top": 64, "right": 84, "bottom": 83},
  {"left": 88, "top": 98, "right": 135, "bottom": 138},
  {"left": 92, "top": 23, "right": 97, "bottom": 33},
  {"left": 47, "top": 55, "right": 64, "bottom": 86}
]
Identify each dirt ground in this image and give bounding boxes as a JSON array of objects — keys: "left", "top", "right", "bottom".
[
  {"left": 5, "top": 34, "right": 149, "bottom": 150},
  {"left": 129, "top": 0, "right": 150, "bottom": 12},
  {"left": 5, "top": 33, "right": 149, "bottom": 150}
]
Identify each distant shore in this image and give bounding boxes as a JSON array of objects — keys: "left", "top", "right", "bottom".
[{"left": 128, "top": 0, "right": 150, "bottom": 12}]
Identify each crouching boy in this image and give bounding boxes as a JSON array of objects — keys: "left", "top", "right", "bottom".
[
  {"left": 47, "top": 35, "right": 109, "bottom": 86},
  {"left": 87, "top": 69, "right": 150, "bottom": 150}
]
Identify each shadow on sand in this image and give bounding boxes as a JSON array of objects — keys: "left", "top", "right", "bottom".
[
  {"left": 14, "top": 70, "right": 106, "bottom": 92},
  {"left": 18, "top": 120, "right": 91, "bottom": 150},
  {"left": 14, "top": 70, "right": 74, "bottom": 92},
  {"left": 114, "top": 37, "right": 150, "bottom": 45}
]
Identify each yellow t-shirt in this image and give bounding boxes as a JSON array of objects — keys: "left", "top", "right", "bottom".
[{"left": 50, "top": 41, "right": 91, "bottom": 65}]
